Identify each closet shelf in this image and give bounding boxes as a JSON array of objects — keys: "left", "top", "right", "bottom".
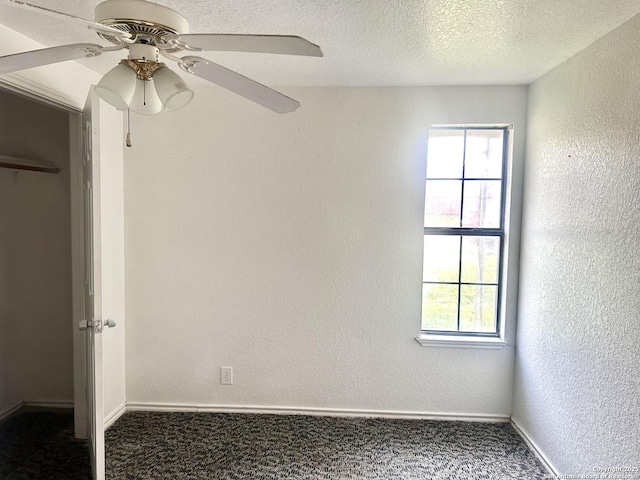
[{"left": 0, "top": 155, "right": 60, "bottom": 174}]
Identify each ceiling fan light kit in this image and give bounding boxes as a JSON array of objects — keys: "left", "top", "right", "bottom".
[
  {"left": 131, "top": 77, "right": 163, "bottom": 115},
  {"left": 0, "top": 0, "right": 323, "bottom": 115},
  {"left": 95, "top": 42, "right": 191, "bottom": 114},
  {"left": 153, "top": 66, "right": 194, "bottom": 111},
  {"left": 94, "top": 62, "right": 137, "bottom": 109}
]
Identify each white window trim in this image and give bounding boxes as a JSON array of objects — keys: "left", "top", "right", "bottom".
[
  {"left": 415, "top": 334, "right": 508, "bottom": 349},
  {"left": 418, "top": 123, "right": 516, "bottom": 347}
]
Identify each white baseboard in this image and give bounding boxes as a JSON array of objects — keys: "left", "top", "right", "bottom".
[
  {"left": 126, "top": 402, "right": 510, "bottom": 423},
  {"left": 0, "top": 402, "right": 24, "bottom": 422},
  {"left": 104, "top": 402, "right": 127, "bottom": 430},
  {"left": 1, "top": 400, "right": 74, "bottom": 422},
  {"left": 23, "top": 400, "right": 74, "bottom": 409},
  {"left": 511, "top": 419, "right": 558, "bottom": 476},
  {"left": 3, "top": 398, "right": 126, "bottom": 431}
]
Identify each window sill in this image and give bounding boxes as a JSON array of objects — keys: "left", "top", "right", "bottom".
[{"left": 415, "top": 335, "right": 508, "bottom": 349}]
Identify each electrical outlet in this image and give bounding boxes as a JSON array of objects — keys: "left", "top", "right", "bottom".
[{"left": 221, "top": 367, "right": 233, "bottom": 385}]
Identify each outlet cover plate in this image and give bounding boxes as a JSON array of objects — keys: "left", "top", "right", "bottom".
[{"left": 221, "top": 367, "right": 233, "bottom": 385}]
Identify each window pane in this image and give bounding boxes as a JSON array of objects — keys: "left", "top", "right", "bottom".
[
  {"left": 461, "top": 180, "right": 501, "bottom": 228},
  {"left": 423, "top": 235, "right": 460, "bottom": 282},
  {"left": 464, "top": 130, "right": 504, "bottom": 178},
  {"left": 422, "top": 284, "right": 459, "bottom": 331},
  {"left": 422, "top": 127, "right": 507, "bottom": 336},
  {"left": 459, "top": 285, "right": 497, "bottom": 332},
  {"left": 426, "top": 130, "right": 464, "bottom": 179},
  {"left": 424, "top": 180, "right": 461, "bottom": 227},
  {"left": 460, "top": 236, "right": 500, "bottom": 284}
]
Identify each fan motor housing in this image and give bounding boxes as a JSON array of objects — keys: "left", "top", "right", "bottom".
[{"left": 95, "top": 0, "right": 189, "bottom": 46}]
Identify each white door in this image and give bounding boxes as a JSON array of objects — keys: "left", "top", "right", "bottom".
[
  {"left": 81, "top": 86, "right": 126, "bottom": 480},
  {"left": 82, "top": 87, "right": 106, "bottom": 480}
]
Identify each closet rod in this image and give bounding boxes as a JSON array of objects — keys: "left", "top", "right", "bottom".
[{"left": 0, "top": 155, "right": 60, "bottom": 174}]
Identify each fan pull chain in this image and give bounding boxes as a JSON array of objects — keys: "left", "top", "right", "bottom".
[
  {"left": 142, "top": 60, "right": 147, "bottom": 106},
  {"left": 126, "top": 108, "right": 132, "bottom": 148}
]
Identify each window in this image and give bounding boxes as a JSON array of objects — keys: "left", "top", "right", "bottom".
[{"left": 421, "top": 126, "right": 510, "bottom": 338}]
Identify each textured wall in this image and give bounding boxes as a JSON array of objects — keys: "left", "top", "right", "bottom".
[
  {"left": 0, "top": 89, "right": 73, "bottom": 414},
  {"left": 513, "top": 15, "right": 640, "bottom": 473},
  {"left": 124, "top": 86, "right": 527, "bottom": 416}
]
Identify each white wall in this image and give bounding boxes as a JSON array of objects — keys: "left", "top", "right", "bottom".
[
  {"left": 0, "top": 24, "right": 100, "bottom": 110},
  {"left": 513, "top": 14, "right": 640, "bottom": 473},
  {"left": 0, "top": 89, "right": 73, "bottom": 414},
  {"left": 125, "top": 86, "right": 527, "bottom": 416}
]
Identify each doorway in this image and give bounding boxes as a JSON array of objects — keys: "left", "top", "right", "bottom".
[{"left": 0, "top": 87, "right": 90, "bottom": 477}]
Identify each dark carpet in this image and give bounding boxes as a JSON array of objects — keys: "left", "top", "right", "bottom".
[
  {"left": 0, "top": 409, "right": 91, "bottom": 480},
  {"left": 106, "top": 412, "right": 548, "bottom": 479}
]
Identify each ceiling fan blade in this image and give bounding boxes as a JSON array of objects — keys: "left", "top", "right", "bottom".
[
  {"left": 0, "top": 44, "right": 104, "bottom": 75},
  {"left": 180, "top": 56, "right": 300, "bottom": 113},
  {"left": 0, "top": 0, "right": 131, "bottom": 38},
  {"left": 169, "top": 34, "right": 323, "bottom": 57}
]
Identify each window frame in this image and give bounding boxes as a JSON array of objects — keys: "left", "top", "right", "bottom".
[{"left": 420, "top": 125, "right": 511, "bottom": 339}]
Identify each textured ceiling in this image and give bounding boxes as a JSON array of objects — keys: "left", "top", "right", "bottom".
[{"left": 0, "top": 0, "right": 639, "bottom": 86}]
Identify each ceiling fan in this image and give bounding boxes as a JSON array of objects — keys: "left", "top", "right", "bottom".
[{"left": 0, "top": 0, "right": 323, "bottom": 115}]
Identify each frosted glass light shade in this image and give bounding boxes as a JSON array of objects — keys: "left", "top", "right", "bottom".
[
  {"left": 95, "top": 64, "right": 136, "bottom": 110},
  {"left": 131, "top": 79, "right": 163, "bottom": 115},
  {"left": 153, "top": 66, "right": 194, "bottom": 112}
]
